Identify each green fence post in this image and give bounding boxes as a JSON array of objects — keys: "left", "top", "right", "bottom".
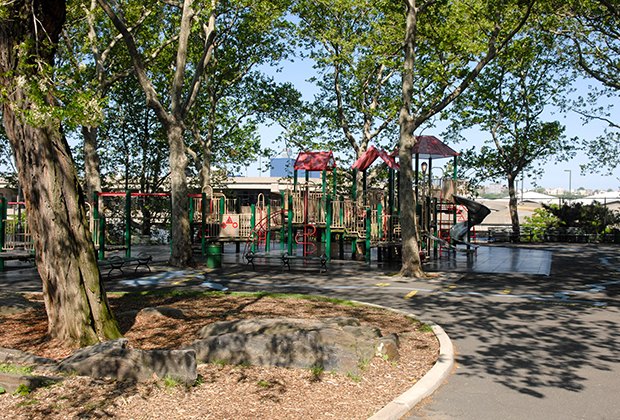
[
  {"left": 92, "top": 191, "right": 99, "bottom": 245},
  {"left": 377, "top": 203, "right": 383, "bottom": 240},
  {"left": 125, "top": 190, "right": 131, "bottom": 258},
  {"left": 189, "top": 195, "right": 195, "bottom": 246},
  {"left": 98, "top": 214, "right": 106, "bottom": 260},
  {"left": 287, "top": 193, "right": 293, "bottom": 256},
  {"left": 201, "top": 192, "right": 207, "bottom": 257},
  {"left": 365, "top": 208, "right": 371, "bottom": 264},
  {"left": 250, "top": 204, "right": 256, "bottom": 253},
  {"left": 325, "top": 195, "right": 332, "bottom": 262},
  {"left": 0, "top": 197, "right": 6, "bottom": 271},
  {"left": 280, "top": 191, "right": 286, "bottom": 251},
  {"left": 266, "top": 203, "right": 271, "bottom": 252}
]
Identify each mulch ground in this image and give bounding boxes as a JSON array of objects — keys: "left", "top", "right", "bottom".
[{"left": 0, "top": 291, "right": 439, "bottom": 419}]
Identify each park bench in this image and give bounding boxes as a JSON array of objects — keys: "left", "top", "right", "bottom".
[
  {"left": 100, "top": 252, "right": 152, "bottom": 278},
  {"left": 244, "top": 250, "right": 328, "bottom": 273}
]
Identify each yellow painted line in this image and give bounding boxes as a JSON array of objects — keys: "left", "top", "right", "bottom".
[
  {"left": 375, "top": 282, "right": 391, "bottom": 287},
  {"left": 500, "top": 289, "right": 511, "bottom": 294},
  {"left": 404, "top": 290, "right": 418, "bottom": 299}
]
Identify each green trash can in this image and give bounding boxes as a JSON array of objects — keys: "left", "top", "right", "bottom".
[{"left": 206, "top": 242, "right": 222, "bottom": 268}]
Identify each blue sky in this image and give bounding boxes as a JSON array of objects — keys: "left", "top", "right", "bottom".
[{"left": 252, "top": 58, "right": 619, "bottom": 191}]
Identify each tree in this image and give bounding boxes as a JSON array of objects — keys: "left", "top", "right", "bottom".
[
  {"left": 398, "top": 0, "right": 535, "bottom": 276},
  {"left": 294, "top": 0, "right": 401, "bottom": 182},
  {"left": 96, "top": 0, "right": 217, "bottom": 266},
  {"left": 554, "top": 0, "right": 620, "bottom": 175},
  {"left": 188, "top": 1, "right": 298, "bottom": 191},
  {"left": 444, "top": 31, "right": 576, "bottom": 240},
  {"left": 0, "top": 0, "right": 121, "bottom": 346},
  {"left": 57, "top": 0, "right": 137, "bottom": 201}
]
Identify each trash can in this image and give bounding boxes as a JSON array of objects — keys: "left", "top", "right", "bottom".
[{"left": 206, "top": 242, "right": 222, "bottom": 268}]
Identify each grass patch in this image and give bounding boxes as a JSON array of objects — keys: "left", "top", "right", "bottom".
[
  {"left": 418, "top": 323, "right": 434, "bottom": 333},
  {"left": 0, "top": 363, "right": 33, "bottom": 375},
  {"left": 346, "top": 372, "right": 362, "bottom": 383},
  {"left": 0, "top": 386, "right": 5, "bottom": 394},
  {"left": 256, "top": 379, "right": 272, "bottom": 388},
  {"left": 309, "top": 364, "right": 324, "bottom": 381},
  {"left": 13, "top": 384, "right": 31, "bottom": 396},
  {"left": 110, "top": 289, "right": 362, "bottom": 308},
  {"left": 162, "top": 375, "right": 180, "bottom": 388}
]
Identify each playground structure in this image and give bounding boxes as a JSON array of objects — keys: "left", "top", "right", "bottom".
[{"left": 0, "top": 136, "right": 494, "bottom": 271}]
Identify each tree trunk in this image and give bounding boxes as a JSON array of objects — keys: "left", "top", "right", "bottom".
[
  {"left": 82, "top": 125, "right": 102, "bottom": 202},
  {"left": 398, "top": 0, "right": 424, "bottom": 277},
  {"left": 507, "top": 174, "right": 521, "bottom": 242},
  {"left": 0, "top": 0, "right": 121, "bottom": 347},
  {"left": 168, "top": 122, "right": 193, "bottom": 265},
  {"left": 398, "top": 130, "right": 424, "bottom": 277},
  {"left": 200, "top": 150, "right": 212, "bottom": 193}
]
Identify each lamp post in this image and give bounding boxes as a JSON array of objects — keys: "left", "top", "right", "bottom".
[{"left": 564, "top": 169, "right": 572, "bottom": 201}]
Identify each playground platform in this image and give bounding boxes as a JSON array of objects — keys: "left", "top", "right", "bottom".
[{"left": 423, "top": 244, "right": 552, "bottom": 276}]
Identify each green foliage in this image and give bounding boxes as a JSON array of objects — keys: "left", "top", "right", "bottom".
[
  {"left": 0, "top": 386, "right": 5, "bottom": 394},
  {"left": 543, "top": 202, "right": 620, "bottom": 235},
  {"left": 256, "top": 379, "right": 272, "bottom": 388},
  {"left": 309, "top": 364, "right": 324, "bottom": 381},
  {"left": 418, "top": 323, "right": 434, "bottom": 334},
  {"left": 162, "top": 375, "right": 180, "bottom": 388},
  {"left": 523, "top": 208, "right": 562, "bottom": 242},
  {"left": 14, "top": 384, "right": 31, "bottom": 396},
  {"left": 0, "top": 363, "right": 34, "bottom": 375}
]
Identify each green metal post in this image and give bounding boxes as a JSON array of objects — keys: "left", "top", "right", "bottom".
[
  {"left": 365, "top": 208, "right": 371, "bottom": 264},
  {"left": 189, "top": 195, "right": 195, "bottom": 244},
  {"left": 266, "top": 204, "right": 271, "bottom": 252},
  {"left": 0, "top": 197, "right": 6, "bottom": 271},
  {"left": 351, "top": 169, "right": 358, "bottom": 200},
  {"left": 294, "top": 169, "right": 298, "bottom": 192},
  {"left": 322, "top": 170, "right": 327, "bottom": 194},
  {"left": 287, "top": 193, "right": 294, "bottom": 256},
  {"left": 98, "top": 214, "right": 106, "bottom": 260},
  {"left": 201, "top": 192, "right": 207, "bottom": 257},
  {"left": 362, "top": 170, "right": 367, "bottom": 205},
  {"left": 280, "top": 191, "right": 286, "bottom": 251},
  {"left": 325, "top": 195, "right": 332, "bottom": 262},
  {"left": 377, "top": 203, "right": 383, "bottom": 240},
  {"left": 250, "top": 204, "right": 256, "bottom": 253},
  {"left": 125, "top": 190, "right": 131, "bottom": 258},
  {"left": 92, "top": 191, "right": 99, "bottom": 244}
]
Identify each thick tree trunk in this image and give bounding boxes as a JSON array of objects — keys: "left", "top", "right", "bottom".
[
  {"left": 398, "top": 130, "right": 424, "bottom": 277},
  {"left": 82, "top": 125, "right": 102, "bottom": 201},
  {"left": 398, "top": 0, "right": 424, "bottom": 277},
  {"left": 507, "top": 174, "right": 521, "bottom": 242},
  {"left": 0, "top": 0, "right": 121, "bottom": 347},
  {"left": 168, "top": 123, "right": 193, "bottom": 265}
]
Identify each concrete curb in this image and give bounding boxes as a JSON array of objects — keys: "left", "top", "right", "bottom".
[{"left": 349, "top": 301, "right": 454, "bottom": 420}]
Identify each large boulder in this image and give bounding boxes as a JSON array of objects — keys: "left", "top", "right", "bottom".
[
  {"left": 58, "top": 339, "right": 197, "bottom": 385},
  {"left": 188, "top": 317, "right": 399, "bottom": 374}
]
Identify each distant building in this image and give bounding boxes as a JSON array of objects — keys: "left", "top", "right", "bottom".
[{"left": 269, "top": 157, "right": 321, "bottom": 179}]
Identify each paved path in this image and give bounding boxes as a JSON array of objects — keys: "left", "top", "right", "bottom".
[
  {"left": 210, "top": 244, "right": 620, "bottom": 420},
  {"left": 2, "top": 243, "right": 619, "bottom": 419}
]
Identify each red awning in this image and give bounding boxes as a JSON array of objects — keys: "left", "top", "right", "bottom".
[
  {"left": 351, "top": 146, "right": 400, "bottom": 171},
  {"left": 293, "top": 151, "right": 337, "bottom": 171},
  {"left": 411, "top": 135, "right": 459, "bottom": 159}
]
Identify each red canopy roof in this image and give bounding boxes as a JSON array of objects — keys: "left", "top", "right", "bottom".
[
  {"left": 351, "top": 146, "right": 400, "bottom": 171},
  {"left": 411, "top": 135, "right": 459, "bottom": 159},
  {"left": 294, "top": 151, "right": 337, "bottom": 171}
]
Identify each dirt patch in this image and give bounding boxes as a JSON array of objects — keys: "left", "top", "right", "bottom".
[{"left": 0, "top": 292, "right": 438, "bottom": 419}]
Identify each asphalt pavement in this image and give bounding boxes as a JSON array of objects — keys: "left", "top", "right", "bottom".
[{"left": 1, "top": 243, "right": 619, "bottom": 419}]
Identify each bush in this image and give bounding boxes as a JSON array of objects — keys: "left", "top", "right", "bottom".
[{"left": 523, "top": 208, "right": 561, "bottom": 242}]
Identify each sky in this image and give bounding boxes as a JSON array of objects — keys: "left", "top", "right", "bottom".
[{"left": 249, "top": 58, "right": 619, "bottom": 192}]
